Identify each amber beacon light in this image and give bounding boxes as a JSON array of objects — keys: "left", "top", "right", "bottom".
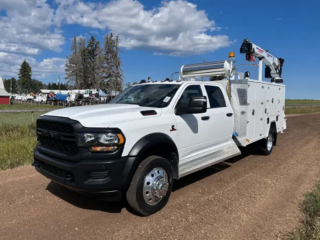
[{"left": 228, "top": 52, "right": 235, "bottom": 58}]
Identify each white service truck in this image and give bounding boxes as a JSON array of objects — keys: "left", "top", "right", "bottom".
[{"left": 33, "top": 39, "right": 286, "bottom": 216}]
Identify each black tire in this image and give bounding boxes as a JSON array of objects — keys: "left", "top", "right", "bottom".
[
  {"left": 126, "top": 155, "right": 173, "bottom": 216},
  {"left": 259, "top": 130, "right": 274, "bottom": 156}
]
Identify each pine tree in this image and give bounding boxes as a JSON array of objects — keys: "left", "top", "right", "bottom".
[
  {"left": 65, "top": 36, "right": 81, "bottom": 88},
  {"left": 86, "top": 35, "right": 98, "bottom": 88},
  {"left": 48, "top": 82, "right": 52, "bottom": 90},
  {"left": 52, "top": 83, "right": 57, "bottom": 90},
  {"left": 94, "top": 43, "right": 105, "bottom": 90},
  {"left": 65, "top": 33, "right": 124, "bottom": 92},
  {"left": 102, "top": 33, "right": 123, "bottom": 95},
  {"left": 29, "top": 79, "right": 43, "bottom": 93},
  {"left": 80, "top": 47, "right": 90, "bottom": 89},
  {"left": 42, "top": 83, "right": 48, "bottom": 89},
  {"left": 3, "top": 79, "right": 10, "bottom": 93},
  {"left": 11, "top": 78, "right": 18, "bottom": 93},
  {"left": 18, "top": 60, "right": 32, "bottom": 93},
  {"left": 86, "top": 35, "right": 105, "bottom": 90},
  {"left": 78, "top": 37, "right": 89, "bottom": 89}
]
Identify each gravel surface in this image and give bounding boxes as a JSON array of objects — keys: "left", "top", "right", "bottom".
[{"left": 1, "top": 114, "right": 320, "bottom": 240}]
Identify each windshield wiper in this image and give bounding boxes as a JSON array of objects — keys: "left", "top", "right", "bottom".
[{"left": 115, "top": 102, "right": 138, "bottom": 105}]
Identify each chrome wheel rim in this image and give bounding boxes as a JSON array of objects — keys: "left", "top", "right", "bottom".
[
  {"left": 143, "top": 167, "right": 169, "bottom": 206},
  {"left": 267, "top": 133, "right": 273, "bottom": 151}
]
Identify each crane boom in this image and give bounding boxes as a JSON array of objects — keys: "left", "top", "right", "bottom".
[{"left": 240, "top": 39, "right": 284, "bottom": 83}]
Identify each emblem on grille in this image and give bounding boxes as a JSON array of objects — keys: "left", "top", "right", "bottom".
[{"left": 39, "top": 130, "right": 61, "bottom": 139}]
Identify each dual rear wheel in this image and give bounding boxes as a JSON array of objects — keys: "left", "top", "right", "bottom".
[{"left": 259, "top": 130, "right": 275, "bottom": 156}]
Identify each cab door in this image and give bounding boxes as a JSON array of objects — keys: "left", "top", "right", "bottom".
[
  {"left": 203, "top": 84, "right": 234, "bottom": 147},
  {"left": 174, "top": 84, "right": 210, "bottom": 162}
]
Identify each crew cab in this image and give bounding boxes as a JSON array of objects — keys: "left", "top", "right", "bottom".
[{"left": 33, "top": 59, "right": 286, "bottom": 216}]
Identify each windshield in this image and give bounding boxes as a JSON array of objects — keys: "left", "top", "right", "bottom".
[{"left": 109, "top": 84, "right": 181, "bottom": 108}]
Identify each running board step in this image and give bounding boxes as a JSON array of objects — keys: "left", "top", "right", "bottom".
[{"left": 178, "top": 141, "right": 241, "bottom": 178}]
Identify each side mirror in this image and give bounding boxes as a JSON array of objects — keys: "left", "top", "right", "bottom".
[{"left": 176, "top": 96, "right": 207, "bottom": 115}]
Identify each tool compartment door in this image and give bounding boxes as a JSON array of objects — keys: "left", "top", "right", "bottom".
[
  {"left": 271, "top": 85, "right": 279, "bottom": 116},
  {"left": 254, "top": 82, "right": 264, "bottom": 140},
  {"left": 278, "top": 85, "right": 286, "bottom": 131},
  {"left": 259, "top": 83, "right": 268, "bottom": 138},
  {"left": 246, "top": 81, "right": 256, "bottom": 143},
  {"left": 247, "top": 80, "right": 275, "bottom": 143}
]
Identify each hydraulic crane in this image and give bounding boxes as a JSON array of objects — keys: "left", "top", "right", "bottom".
[{"left": 240, "top": 39, "right": 284, "bottom": 83}]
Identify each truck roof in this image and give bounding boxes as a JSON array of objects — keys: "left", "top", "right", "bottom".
[
  {"left": 135, "top": 81, "right": 184, "bottom": 85},
  {"left": 134, "top": 80, "right": 229, "bottom": 87}
]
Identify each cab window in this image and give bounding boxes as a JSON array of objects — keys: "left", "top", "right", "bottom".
[
  {"left": 204, "top": 85, "right": 226, "bottom": 108},
  {"left": 176, "top": 85, "right": 203, "bottom": 107}
]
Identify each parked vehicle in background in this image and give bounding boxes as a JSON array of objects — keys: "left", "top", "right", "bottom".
[{"left": 33, "top": 94, "right": 47, "bottom": 103}]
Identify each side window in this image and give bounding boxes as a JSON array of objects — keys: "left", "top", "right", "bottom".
[
  {"left": 176, "top": 85, "right": 203, "bottom": 107},
  {"left": 205, "top": 86, "right": 226, "bottom": 108}
]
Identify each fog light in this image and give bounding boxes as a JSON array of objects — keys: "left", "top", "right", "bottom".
[{"left": 91, "top": 146, "right": 118, "bottom": 152}]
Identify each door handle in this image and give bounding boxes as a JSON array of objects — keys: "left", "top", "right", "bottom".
[
  {"left": 226, "top": 113, "right": 233, "bottom": 117},
  {"left": 201, "top": 116, "right": 210, "bottom": 121}
]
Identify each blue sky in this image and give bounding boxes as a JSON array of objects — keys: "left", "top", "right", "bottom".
[{"left": 0, "top": 0, "right": 319, "bottom": 99}]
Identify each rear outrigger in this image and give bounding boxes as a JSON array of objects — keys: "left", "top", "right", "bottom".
[{"left": 33, "top": 39, "right": 286, "bottom": 216}]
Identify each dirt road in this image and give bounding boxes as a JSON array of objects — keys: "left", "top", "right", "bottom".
[{"left": 1, "top": 114, "right": 320, "bottom": 240}]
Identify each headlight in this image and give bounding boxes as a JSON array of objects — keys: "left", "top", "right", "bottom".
[
  {"left": 98, "top": 133, "right": 119, "bottom": 144},
  {"left": 78, "top": 132, "right": 125, "bottom": 152}
]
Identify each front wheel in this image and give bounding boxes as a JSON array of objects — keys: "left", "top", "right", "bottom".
[
  {"left": 259, "top": 131, "right": 274, "bottom": 156},
  {"left": 126, "top": 156, "right": 173, "bottom": 216}
]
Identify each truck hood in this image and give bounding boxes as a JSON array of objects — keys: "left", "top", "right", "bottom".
[{"left": 43, "top": 104, "right": 161, "bottom": 128}]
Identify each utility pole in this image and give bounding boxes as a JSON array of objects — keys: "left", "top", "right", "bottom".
[
  {"left": 10, "top": 78, "right": 12, "bottom": 94},
  {"left": 202, "top": 59, "right": 205, "bottom": 81},
  {"left": 57, "top": 75, "right": 60, "bottom": 91}
]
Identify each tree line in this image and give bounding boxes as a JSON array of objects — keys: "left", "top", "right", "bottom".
[
  {"left": 2, "top": 60, "right": 43, "bottom": 94},
  {"left": 2, "top": 77, "right": 70, "bottom": 94},
  {"left": 47, "top": 82, "right": 69, "bottom": 90},
  {"left": 2, "top": 33, "right": 124, "bottom": 95},
  {"left": 65, "top": 33, "right": 123, "bottom": 94},
  {"left": 2, "top": 60, "right": 69, "bottom": 94}
]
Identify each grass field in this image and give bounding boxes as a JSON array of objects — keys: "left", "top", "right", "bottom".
[
  {"left": 286, "top": 99, "right": 320, "bottom": 106},
  {"left": 0, "top": 103, "right": 62, "bottom": 125},
  {"left": 285, "top": 100, "right": 320, "bottom": 115},
  {"left": 285, "top": 106, "right": 320, "bottom": 115},
  {"left": 0, "top": 123, "right": 36, "bottom": 170},
  {"left": 0, "top": 112, "right": 47, "bottom": 125},
  {"left": 0, "top": 103, "right": 62, "bottom": 110},
  {"left": 288, "top": 182, "right": 320, "bottom": 240}
]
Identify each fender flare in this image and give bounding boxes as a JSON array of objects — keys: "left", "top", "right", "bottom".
[
  {"left": 121, "top": 133, "right": 179, "bottom": 188},
  {"left": 128, "top": 133, "right": 178, "bottom": 158}
]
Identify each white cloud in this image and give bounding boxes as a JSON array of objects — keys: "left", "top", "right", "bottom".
[
  {"left": 0, "top": 0, "right": 64, "bottom": 55},
  {"left": 0, "top": 52, "right": 65, "bottom": 79},
  {"left": 0, "top": 44, "right": 41, "bottom": 56},
  {"left": 55, "top": 0, "right": 232, "bottom": 56},
  {"left": 0, "top": 0, "right": 232, "bottom": 80},
  {"left": 89, "top": 31, "right": 100, "bottom": 35}
]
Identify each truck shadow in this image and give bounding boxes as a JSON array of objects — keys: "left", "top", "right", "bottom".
[
  {"left": 46, "top": 181, "right": 125, "bottom": 213},
  {"left": 46, "top": 145, "right": 256, "bottom": 214}
]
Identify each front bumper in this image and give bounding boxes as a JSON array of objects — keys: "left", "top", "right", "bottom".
[{"left": 33, "top": 148, "right": 136, "bottom": 201}]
